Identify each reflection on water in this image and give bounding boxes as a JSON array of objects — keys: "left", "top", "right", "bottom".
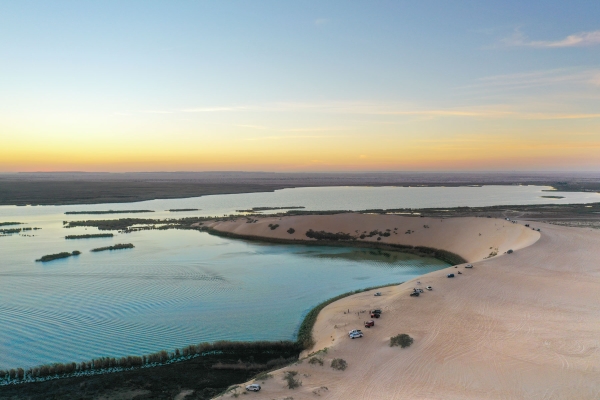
[{"left": 314, "top": 248, "right": 424, "bottom": 264}]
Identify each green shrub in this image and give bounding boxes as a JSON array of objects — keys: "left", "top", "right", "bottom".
[
  {"left": 305, "top": 229, "right": 354, "bottom": 241},
  {"left": 283, "top": 370, "right": 302, "bottom": 389},
  {"left": 330, "top": 358, "right": 347, "bottom": 371},
  {"left": 287, "top": 228, "right": 295, "bottom": 234},
  {"left": 308, "top": 357, "right": 323, "bottom": 366},
  {"left": 390, "top": 334, "right": 413, "bottom": 348}
]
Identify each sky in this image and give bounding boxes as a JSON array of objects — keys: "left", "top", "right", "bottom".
[{"left": 1, "top": 1, "right": 599, "bottom": 172}]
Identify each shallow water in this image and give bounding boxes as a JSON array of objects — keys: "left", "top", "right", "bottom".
[
  {"left": 0, "top": 228, "right": 447, "bottom": 369},
  {"left": 0, "top": 185, "right": 597, "bottom": 370}
]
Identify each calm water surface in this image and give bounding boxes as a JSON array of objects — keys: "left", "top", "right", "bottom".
[{"left": 0, "top": 185, "right": 598, "bottom": 369}]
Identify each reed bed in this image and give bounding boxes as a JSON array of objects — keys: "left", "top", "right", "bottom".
[
  {"left": 90, "top": 243, "right": 134, "bottom": 252},
  {"left": 65, "top": 233, "right": 114, "bottom": 240},
  {"left": 0, "top": 340, "right": 300, "bottom": 384},
  {"left": 35, "top": 251, "right": 80, "bottom": 262}
]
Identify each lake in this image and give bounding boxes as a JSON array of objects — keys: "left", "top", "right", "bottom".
[{"left": 0, "top": 185, "right": 597, "bottom": 370}]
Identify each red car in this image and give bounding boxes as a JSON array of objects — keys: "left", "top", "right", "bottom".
[{"left": 364, "top": 320, "right": 375, "bottom": 328}]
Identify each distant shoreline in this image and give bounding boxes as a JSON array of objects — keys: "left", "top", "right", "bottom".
[{"left": 1, "top": 172, "right": 599, "bottom": 206}]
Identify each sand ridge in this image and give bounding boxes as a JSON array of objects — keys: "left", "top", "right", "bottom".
[
  {"left": 209, "top": 215, "right": 600, "bottom": 399},
  {"left": 205, "top": 213, "right": 540, "bottom": 262}
]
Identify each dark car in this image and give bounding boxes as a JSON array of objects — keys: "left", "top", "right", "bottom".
[
  {"left": 364, "top": 320, "right": 375, "bottom": 328},
  {"left": 447, "top": 273, "right": 455, "bottom": 278},
  {"left": 410, "top": 292, "right": 420, "bottom": 297}
]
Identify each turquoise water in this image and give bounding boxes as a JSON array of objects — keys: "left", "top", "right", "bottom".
[
  {"left": 1, "top": 185, "right": 597, "bottom": 370},
  {"left": 0, "top": 228, "right": 447, "bottom": 370}
]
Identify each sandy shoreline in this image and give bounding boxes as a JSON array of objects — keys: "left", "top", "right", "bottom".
[{"left": 208, "top": 214, "right": 600, "bottom": 399}]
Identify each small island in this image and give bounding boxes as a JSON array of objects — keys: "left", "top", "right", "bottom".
[
  {"left": 235, "top": 206, "right": 305, "bottom": 212},
  {"left": 65, "top": 233, "right": 114, "bottom": 239},
  {"left": 541, "top": 195, "right": 565, "bottom": 199},
  {"left": 1, "top": 228, "right": 22, "bottom": 234},
  {"left": 65, "top": 210, "right": 155, "bottom": 215},
  {"left": 36, "top": 251, "right": 81, "bottom": 262},
  {"left": 168, "top": 208, "right": 200, "bottom": 212},
  {"left": 0, "top": 227, "right": 40, "bottom": 235},
  {"left": 0, "top": 222, "right": 23, "bottom": 226},
  {"left": 91, "top": 243, "right": 134, "bottom": 252}
]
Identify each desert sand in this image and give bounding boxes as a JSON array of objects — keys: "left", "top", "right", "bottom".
[{"left": 209, "top": 214, "right": 600, "bottom": 399}]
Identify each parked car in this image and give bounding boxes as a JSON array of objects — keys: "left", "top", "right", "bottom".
[
  {"left": 447, "top": 273, "right": 455, "bottom": 278},
  {"left": 246, "top": 384, "right": 261, "bottom": 392},
  {"left": 349, "top": 331, "right": 363, "bottom": 339},
  {"left": 374, "top": 292, "right": 381, "bottom": 296},
  {"left": 465, "top": 264, "right": 473, "bottom": 268},
  {"left": 349, "top": 329, "right": 363, "bottom": 336},
  {"left": 426, "top": 286, "right": 433, "bottom": 290},
  {"left": 410, "top": 292, "right": 420, "bottom": 297},
  {"left": 370, "top": 309, "right": 382, "bottom": 318},
  {"left": 364, "top": 320, "right": 375, "bottom": 328}
]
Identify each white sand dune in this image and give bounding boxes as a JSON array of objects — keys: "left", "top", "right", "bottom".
[{"left": 209, "top": 214, "right": 600, "bottom": 399}]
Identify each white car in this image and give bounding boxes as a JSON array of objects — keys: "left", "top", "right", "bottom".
[
  {"left": 348, "top": 329, "right": 363, "bottom": 336},
  {"left": 349, "top": 332, "right": 363, "bottom": 339},
  {"left": 426, "top": 286, "right": 432, "bottom": 291},
  {"left": 465, "top": 264, "right": 473, "bottom": 268},
  {"left": 246, "top": 384, "right": 261, "bottom": 392}
]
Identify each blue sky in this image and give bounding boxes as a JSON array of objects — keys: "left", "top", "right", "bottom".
[{"left": 1, "top": 1, "right": 599, "bottom": 171}]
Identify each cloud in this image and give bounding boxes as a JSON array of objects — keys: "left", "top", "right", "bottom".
[
  {"left": 461, "top": 68, "right": 600, "bottom": 94},
  {"left": 502, "top": 29, "right": 600, "bottom": 48}
]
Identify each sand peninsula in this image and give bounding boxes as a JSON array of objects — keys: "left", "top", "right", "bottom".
[{"left": 206, "top": 213, "right": 600, "bottom": 399}]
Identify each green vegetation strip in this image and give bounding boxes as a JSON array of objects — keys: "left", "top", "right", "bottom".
[
  {"left": 36, "top": 251, "right": 80, "bottom": 262},
  {"left": 65, "top": 210, "right": 154, "bottom": 215},
  {"left": 65, "top": 233, "right": 114, "bottom": 239},
  {"left": 65, "top": 216, "right": 209, "bottom": 231},
  {"left": 1, "top": 228, "right": 22, "bottom": 234},
  {"left": 0, "top": 222, "right": 22, "bottom": 226},
  {"left": 168, "top": 208, "right": 199, "bottom": 212},
  {"left": 90, "top": 243, "right": 134, "bottom": 252},
  {"left": 1, "top": 227, "right": 41, "bottom": 234},
  {"left": 204, "top": 227, "right": 466, "bottom": 266},
  {"left": 0, "top": 340, "right": 300, "bottom": 395}
]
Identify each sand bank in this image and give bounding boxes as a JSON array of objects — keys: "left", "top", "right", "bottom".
[
  {"left": 210, "top": 214, "right": 600, "bottom": 399},
  {"left": 205, "top": 213, "right": 539, "bottom": 262}
]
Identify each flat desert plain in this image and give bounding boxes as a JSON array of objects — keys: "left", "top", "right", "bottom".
[{"left": 209, "top": 214, "right": 600, "bottom": 399}]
